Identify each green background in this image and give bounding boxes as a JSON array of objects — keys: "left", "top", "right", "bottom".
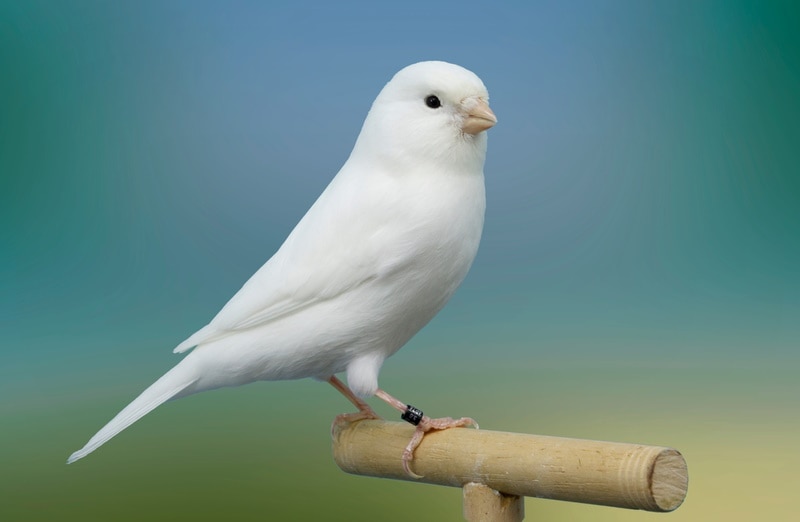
[{"left": 2, "top": 1, "right": 798, "bottom": 520}]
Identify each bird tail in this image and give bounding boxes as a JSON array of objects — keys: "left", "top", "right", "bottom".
[{"left": 67, "top": 361, "right": 199, "bottom": 464}]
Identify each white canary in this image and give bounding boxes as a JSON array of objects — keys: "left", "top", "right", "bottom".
[{"left": 68, "top": 61, "right": 496, "bottom": 475}]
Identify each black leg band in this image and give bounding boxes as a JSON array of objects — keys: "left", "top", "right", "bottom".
[{"left": 401, "top": 405, "right": 423, "bottom": 426}]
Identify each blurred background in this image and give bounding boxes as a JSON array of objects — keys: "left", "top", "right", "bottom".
[{"left": 2, "top": 1, "right": 798, "bottom": 520}]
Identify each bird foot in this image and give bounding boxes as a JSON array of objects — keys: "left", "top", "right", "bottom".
[
  {"left": 401, "top": 415, "right": 479, "bottom": 478},
  {"left": 373, "top": 388, "right": 478, "bottom": 478},
  {"left": 331, "top": 381, "right": 478, "bottom": 477},
  {"left": 327, "top": 375, "right": 383, "bottom": 437},
  {"left": 331, "top": 406, "right": 382, "bottom": 437}
]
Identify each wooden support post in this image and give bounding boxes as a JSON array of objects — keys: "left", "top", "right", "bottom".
[
  {"left": 463, "top": 482, "right": 524, "bottom": 522},
  {"left": 332, "top": 420, "right": 687, "bottom": 515}
]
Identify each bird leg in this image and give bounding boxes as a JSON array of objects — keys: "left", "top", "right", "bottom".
[
  {"left": 327, "top": 376, "right": 381, "bottom": 435},
  {"left": 374, "top": 388, "right": 478, "bottom": 478}
]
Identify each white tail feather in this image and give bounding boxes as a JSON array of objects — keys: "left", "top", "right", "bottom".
[{"left": 67, "top": 362, "right": 198, "bottom": 464}]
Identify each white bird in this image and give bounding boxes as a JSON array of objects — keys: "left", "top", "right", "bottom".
[{"left": 68, "top": 61, "right": 496, "bottom": 476}]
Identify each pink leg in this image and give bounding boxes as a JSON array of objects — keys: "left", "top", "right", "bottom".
[
  {"left": 375, "top": 388, "right": 478, "bottom": 478},
  {"left": 327, "top": 376, "right": 381, "bottom": 435}
]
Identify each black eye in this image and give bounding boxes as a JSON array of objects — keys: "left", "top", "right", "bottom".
[{"left": 425, "top": 95, "right": 441, "bottom": 109}]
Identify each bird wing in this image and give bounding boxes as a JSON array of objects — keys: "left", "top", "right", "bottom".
[{"left": 174, "top": 169, "right": 408, "bottom": 353}]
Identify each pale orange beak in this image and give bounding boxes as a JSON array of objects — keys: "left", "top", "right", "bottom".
[{"left": 461, "top": 98, "right": 497, "bottom": 135}]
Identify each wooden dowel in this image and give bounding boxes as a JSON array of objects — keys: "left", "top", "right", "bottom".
[{"left": 331, "top": 420, "right": 687, "bottom": 513}]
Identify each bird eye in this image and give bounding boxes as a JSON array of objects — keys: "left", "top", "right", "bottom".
[{"left": 425, "top": 95, "right": 441, "bottom": 109}]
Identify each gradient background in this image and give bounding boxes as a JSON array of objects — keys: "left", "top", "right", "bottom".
[{"left": 2, "top": 1, "right": 798, "bottom": 520}]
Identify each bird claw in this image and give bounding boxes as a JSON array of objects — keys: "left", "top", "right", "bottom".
[
  {"left": 422, "top": 416, "right": 478, "bottom": 430},
  {"left": 401, "top": 415, "right": 479, "bottom": 478},
  {"left": 402, "top": 427, "right": 426, "bottom": 478}
]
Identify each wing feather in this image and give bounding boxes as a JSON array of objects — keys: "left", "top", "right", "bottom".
[{"left": 174, "top": 166, "right": 400, "bottom": 353}]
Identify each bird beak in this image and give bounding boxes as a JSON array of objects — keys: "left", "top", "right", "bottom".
[{"left": 461, "top": 98, "right": 497, "bottom": 135}]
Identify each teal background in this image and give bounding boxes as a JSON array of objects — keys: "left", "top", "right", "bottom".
[{"left": 2, "top": 1, "right": 798, "bottom": 520}]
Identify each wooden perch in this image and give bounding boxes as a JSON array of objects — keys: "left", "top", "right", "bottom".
[{"left": 332, "top": 420, "right": 687, "bottom": 516}]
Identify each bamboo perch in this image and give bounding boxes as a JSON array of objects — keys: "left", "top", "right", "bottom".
[{"left": 332, "top": 420, "right": 688, "bottom": 513}]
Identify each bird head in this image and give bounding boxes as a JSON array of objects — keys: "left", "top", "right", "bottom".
[{"left": 351, "top": 61, "right": 496, "bottom": 174}]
